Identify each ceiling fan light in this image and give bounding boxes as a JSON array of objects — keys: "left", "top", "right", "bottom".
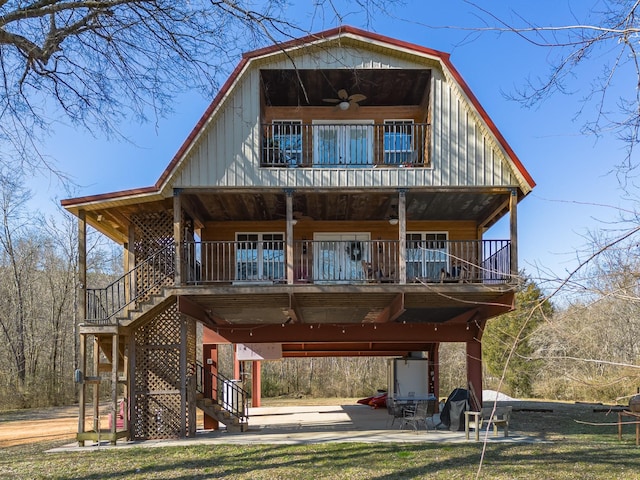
[{"left": 338, "top": 101, "right": 350, "bottom": 110}]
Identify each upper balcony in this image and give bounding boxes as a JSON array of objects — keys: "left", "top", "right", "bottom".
[{"left": 261, "top": 122, "right": 430, "bottom": 168}]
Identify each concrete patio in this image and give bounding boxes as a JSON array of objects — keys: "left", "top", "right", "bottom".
[{"left": 49, "top": 403, "right": 542, "bottom": 452}]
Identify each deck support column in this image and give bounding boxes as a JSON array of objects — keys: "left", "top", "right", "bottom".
[
  {"left": 203, "top": 343, "right": 219, "bottom": 430},
  {"left": 77, "top": 210, "right": 87, "bottom": 446},
  {"left": 125, "top": 224, "right": 136, "bottom": 304},
  {"left": 285, "top": 189, "right": 294, "bottom": 285},
  {"left": 398, "top": 190, "right": 407, "bottom": 284},
  {"left": 509, "top": 189, "right": 518, "bottom": 282},
  {"left": 173, "top": 189, "right": 183, "bottom": 286},
  {"left": 110, "top": 333, "right": 119, "bottom": 444},
  {"left": 179, "top": 317, "right": 187, "bottom": 437},
  {"left": 430, "top": 343, "right": 440, "bottom": 404},
  {"left": 233, "top": 345, "right": 241, "bottom": 379},
  {"left": 252, "top": 361, "right": 261, "bottom": 407},
  {"left": 466, "top": 338, "right": 483, "bottom": 407},
  {"left": 92, "top": 336, "right": 100, "bottom": 433}
]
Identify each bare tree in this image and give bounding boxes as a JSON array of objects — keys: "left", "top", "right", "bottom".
[
  {"left": 0, "top": 0, "right": 396, "bottom": 176},
  {"left": 0, "top": 171, "right": 37, "bottom": 394},
  {"left": 452, "top": 1, "right": 639, "bottom": 169}
]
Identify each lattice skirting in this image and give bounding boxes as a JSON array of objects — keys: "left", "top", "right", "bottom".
[
  {"left": 133, "top": 300, "right": 196, "bottom": 439},
  {"left": 131, "top": 210, "right": 176, "bottom": 302}
]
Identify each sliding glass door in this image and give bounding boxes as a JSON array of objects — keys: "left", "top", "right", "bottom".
[{"left": 314, "top": 121, "right": 373, "bottom": 167}]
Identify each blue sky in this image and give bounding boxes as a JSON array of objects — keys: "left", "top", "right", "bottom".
[{"left": 32, "top": 0, "right": 637, "bottom": 289}]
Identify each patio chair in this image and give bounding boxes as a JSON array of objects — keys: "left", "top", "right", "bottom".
[
  {"left": 399, "top": 400, "right": 435, "bottom": 431},
  {"left": 386, "top": 398, "right": 405, "bottom": 427}
]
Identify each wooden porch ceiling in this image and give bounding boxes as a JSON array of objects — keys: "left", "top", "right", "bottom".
[
  {"left": 79, "top": 187, "right": 514, "bottom": 240},
  {"left": 184, "top": 190, "right": 511, "bottom": 225},
  {"left": 260, "top": 69, "right": 431, "bottom": 108}
]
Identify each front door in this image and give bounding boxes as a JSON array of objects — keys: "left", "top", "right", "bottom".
[{"left": 313, "top": 233, "right": 370, "bottom": 282}]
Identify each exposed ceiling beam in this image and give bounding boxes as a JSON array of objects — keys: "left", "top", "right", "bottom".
[
  {"left": 211, "top": 322, "right": 477, "bottom": 343},
  {"left": 177, "top": 295, "right": 225, "bottom": 327},
  {"left": 372, "top": 293, "right": 405, "bottom": 323}
]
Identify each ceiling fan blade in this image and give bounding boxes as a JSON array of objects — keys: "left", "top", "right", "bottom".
[
  {"left": 348, "top": 93, "right": 367, "bottom": 103},
  {"left": 337, "top": 89, "right": 349, "bottom": 100},
  {"left": 322, "top": 98, "right": 340, "bottom": 103}
]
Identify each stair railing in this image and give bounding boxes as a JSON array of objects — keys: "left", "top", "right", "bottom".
[
  {"left": 85, "top": 244, "right": 175, "bottom": 324},
  {"left": 196, "top": 361, "right": 249, "bottom": 424}
]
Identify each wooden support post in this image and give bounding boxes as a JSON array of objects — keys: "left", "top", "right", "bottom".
[
  {"left": 111, "top": 333, "right": 119, "bottom": 444},
  {"left": 122, "top": 336, "right": 130, "bottom": 439},
  {"left": 124, "top": 224, "right": 136, "bottom": 304},
  {"left": 127, "top": 334, "right": 136, "bottom": 440},
  {"left": 466, "top": 338, "right": 483, "bottom": 408},
  {"left": 179, "top": 317, "right": 187, "bottom": 437},
  {"left": 233, "top": 346, "right": 240, "bottom": 380},
  {"left": 285, "top": 190, "right": 294, "bottom": 285},
  {"left": 203, "top": 343, "right": 219, "bottom": 430},
  {"left": 509, "top": 189, "right": 518, "bottom": 282},
  {"left": 77, "top": 210, "right": 87, "bottom": 446},
  {"left": 252, "top": 360, "right": 261, "bottom": 407},
  {"left": 398, "top": 190, "right": 407, "bottom": 284},
  {"left": 173, "top": 190, "right": 183, "bottom": 286},
  {"left": 78, "top": 209, "right": 87, "bottom": 326},
  {"left": 431, "top": 343, "right": 440, "bottom": 404},
  {"left": 77, "top": 333, "right": 86, "bottom": 446},
  {"left": 92, "top": 336, "right": 100, "bottom": 434}
]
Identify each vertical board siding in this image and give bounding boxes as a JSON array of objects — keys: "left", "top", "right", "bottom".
[{"left": 174, "top": 46, "right": 519, "bottom": 190}]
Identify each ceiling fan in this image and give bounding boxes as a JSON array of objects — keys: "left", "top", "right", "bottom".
[{"left": 322, "top": 89, "right": 367, "bottom": 110}]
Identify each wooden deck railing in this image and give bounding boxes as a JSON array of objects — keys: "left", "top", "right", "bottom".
[
  {"left": 86, "top": 245, "right": 175, "bottom": 324},
  {"left": 84, "top": 239, "right": 510, "bottom": 324},
  {"left": 261, "top": 122, "right": 430, "bottom": 168},
  {"left": 183, "top": 239, "right": 511, "bottom": 285}
]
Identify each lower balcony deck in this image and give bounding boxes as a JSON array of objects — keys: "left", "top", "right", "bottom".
[{"left": 84, "top": 239, "right": 515, "bottom": 331}]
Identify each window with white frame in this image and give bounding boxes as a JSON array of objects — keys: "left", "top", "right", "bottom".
[
  {"left": 236, "top": 233, "right": 285, "bottom": 281},
  {"left": 406, "top": 232, "right": 448, "bottom": 281},
  {"left": 384, "top": 120, "right": 414, "bottom": 164},
  {"left": 271, "top": 120, "right": 302, "bottom": 165}
]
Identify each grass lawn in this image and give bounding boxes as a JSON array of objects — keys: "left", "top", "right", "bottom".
[{"left": 1, "top": 400, "right": 639, "bottom": 479}]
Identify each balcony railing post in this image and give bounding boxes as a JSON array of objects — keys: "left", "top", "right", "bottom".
[
  {"left": 509, "top": 189, "right": 518, "bottom": 282},
  {"left": 286, "top": 190, "right": 294, "bottom": 285},
  {"left": 78, "top": 209, "right": 87, "bottom": 323}
]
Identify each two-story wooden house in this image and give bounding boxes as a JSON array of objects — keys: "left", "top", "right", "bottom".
[{"left": 62, "top": 26, "right": 535, "bottom": 444}]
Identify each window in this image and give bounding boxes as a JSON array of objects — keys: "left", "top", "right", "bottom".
[
  {"left": 236, "top": 233, "right": 285, "bottom": 282},
  {"left": 384, "top": 120, "right": 414, "bottom": 165},
  {"left": 271, "top": 121, "right": 302, "bottom": 165},
  {"left": 406, "top": 232, "right": 448, "bottom": 281}
]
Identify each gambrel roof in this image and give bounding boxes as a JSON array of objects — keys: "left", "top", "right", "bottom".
[{"left": 62, "top": 25, "right": 535, "bottom": 215}]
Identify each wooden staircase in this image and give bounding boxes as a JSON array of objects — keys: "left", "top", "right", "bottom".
[
  {"left": 196, "top": 393, "right": 249, "bottom": 432},
  {"left": 195, "top": 361, "right": 249, "bottom": 433},
  {"left": 117, "top": 292, "right": 175, "bottom": 327}
]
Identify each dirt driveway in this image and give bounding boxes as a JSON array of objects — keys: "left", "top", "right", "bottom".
[{"left": 0, "top": 405, "right": 78, "bottom": 448}]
